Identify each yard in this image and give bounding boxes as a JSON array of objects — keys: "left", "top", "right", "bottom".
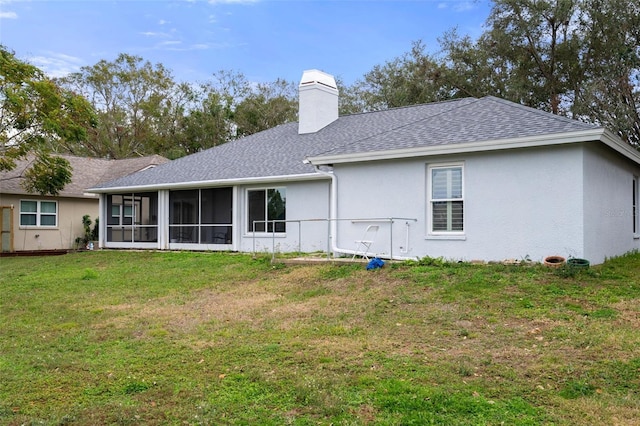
[{"left": 1, "top": 251, "right": 639, "bottom": 425}]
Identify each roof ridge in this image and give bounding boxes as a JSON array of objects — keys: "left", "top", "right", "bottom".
[
  {"left": 312, "top": 97, "right": 481, "bottom": 157},
  {"left": 339, "top": 97, "right": 476, "bottom": 118},
  {"left": 480, "top": 96, "right": 598, "bottom": 128}
]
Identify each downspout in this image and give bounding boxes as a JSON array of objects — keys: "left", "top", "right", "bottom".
[
  {"left": 310, "top": 161, "right": 418, "bottom": 261},
  {"left": 311, "top": 163, "right": 341, "bottom": 257},
  {"left": 311, "top": 162, "right": 372, "bottom": 258}
]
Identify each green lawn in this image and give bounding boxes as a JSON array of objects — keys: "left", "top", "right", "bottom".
[{"left": 1, "top": 251, "right": 639, "bottom": 425}]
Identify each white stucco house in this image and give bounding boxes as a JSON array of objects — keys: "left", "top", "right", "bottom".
[{"left": 89, "top": 70, "right": 640, "bottom": 265}]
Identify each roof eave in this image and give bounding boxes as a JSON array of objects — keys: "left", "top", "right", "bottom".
[
  {"left": 307, "top": 128, "right": 640, "bottom": 165},
  {"left": 87, "top": 172, "right": 330, "bottom": 193},
  {"left": 599, "top": 128, "right": 640, "bottom": 164},
  {"left": 0, "top": 190, "right": 100, "bottom": 199}
]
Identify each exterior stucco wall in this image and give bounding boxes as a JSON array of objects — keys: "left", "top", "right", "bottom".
[
  {"left": 0, "top": 193, "right": 99, "bottom": 251},
  {"left": 333, "top": 144, "right": 586, "bottom": 263},
  {"left": 583, "top": 143, "right": 640, "bottom": 264},
  {"left": 237, "top": 179, "right": 331, "bottom": 254},
  {"left": 90, "top": 142, "right": 640, "bottom": 264}
]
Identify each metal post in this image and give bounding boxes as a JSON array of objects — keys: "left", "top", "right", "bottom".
[
  {"left": 389, "top": 218, "right": 393, "bottom": 260},
  {"left": 272, "top": 220, "right": 276, "bottom": 263},
  {"left": 326, "top": 218, "right": 331, "bottom": 259},
  {"left": 252, "top": 220, "right": 256, "bottom": 257}
]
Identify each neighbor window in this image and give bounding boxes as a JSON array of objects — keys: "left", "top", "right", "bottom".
[
  {"left": 20, "top": 200, "right": 57, "bottom": 227},
  {"left": 247, "top": 187, "right": 286, "bottom": 233},
  {"left": 429, "top": 164, "right": 463, "bottom": 233}
]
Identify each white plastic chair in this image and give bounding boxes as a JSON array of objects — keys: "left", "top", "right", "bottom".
[{"left": 352, "top": 225, "right": 379, "bottom": 260}]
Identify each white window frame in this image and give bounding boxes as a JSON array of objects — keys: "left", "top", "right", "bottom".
[
  {"left": 123, "top": 204, "right": 134, "bottom": 222},
  {"left": 168, "top": 188, "right": 234, "bottom": 245},
  {"left": 427, "top": 163, "right": 464, "bottom": 237},
  {"left": 246, "top": 187, "right": 286, "bottom": 234},
  {"left": 19, "top": 200, "right": 58, "bottom": 228},
  {"left": 111, "top": 204, "right": 123, "bottom": 226}
]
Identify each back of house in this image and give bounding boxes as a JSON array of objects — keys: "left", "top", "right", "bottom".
[{"left": 89, "top": 70, "right": 640, "bottom": 265}]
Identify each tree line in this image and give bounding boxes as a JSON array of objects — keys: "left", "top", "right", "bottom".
[
  {"left": 1, "top": 0, "right": 639, "bottom": 194},
  {"left": 342, "top": 0, "right": 639, "bottom": 146}
]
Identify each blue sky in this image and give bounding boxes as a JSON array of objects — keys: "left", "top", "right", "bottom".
[{"left": 0, "top": 0, "right": 491, "bottom": 85}]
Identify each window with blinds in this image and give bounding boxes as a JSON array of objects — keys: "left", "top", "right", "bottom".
[{"left": 429, "top": 165, "right": 463, "bottom": 233}]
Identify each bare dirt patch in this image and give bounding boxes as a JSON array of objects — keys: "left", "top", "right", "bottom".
[{"left": 98, "top": 284, "right": 281, "bottom": 337}]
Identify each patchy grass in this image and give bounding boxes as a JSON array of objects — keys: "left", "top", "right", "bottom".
[{"left": 1, "top": 250, "right": 640, "bottom": 424}]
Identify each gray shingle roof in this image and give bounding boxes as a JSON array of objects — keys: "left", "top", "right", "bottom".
[
  {"left": 0, "top": 154, "right": 168, "bottom": 197},
  {"left": 93, "top": 96, "right": 598, "bottom": 190}
]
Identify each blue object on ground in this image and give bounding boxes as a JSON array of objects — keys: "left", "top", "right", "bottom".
[{"left": 366, "top": 257, "right": 385, "bottom": 270}]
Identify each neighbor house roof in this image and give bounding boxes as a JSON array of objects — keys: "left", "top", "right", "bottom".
[
  {"left": 0, "top": 154, "right": 168, "bottom": 198},
  {"left": 90, "top": 96, "right": 633, "bottom": 192}
]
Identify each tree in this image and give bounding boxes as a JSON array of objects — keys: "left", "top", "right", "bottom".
[
  {"left": 60, "top": 53, "right": 188, "bottom": 159},
  {"left": 475, "top": 0, "right": 582, "bottom": 114},
  {"left": 174, "top": 71, "right": 297, "bottom": 154},
  {"left": 574, "top": 0, "right": 640, "bottom": 146},
  {"left": 0, "top": 45, "right": 95, "bottom": 195},
  {"left": 439, "top": 0, "right": 640, "bottom": 143},
  {"left": 173, "top": 85, "right": 235, "bottom": 156},
  {"left": 341, "top": 41, "right": 448, "bottom": 112},
  {"left": 342, "top": 0, "right": 640, "bottom": 147},
  {"left": 62, "top": 61, "right": 299, "bottom": 159},
  {"left": 436, "top": 29, "right": 513, "bottom": 100},
  {"left": 234, "top": 78, "right": 297, "bottom": 137}
]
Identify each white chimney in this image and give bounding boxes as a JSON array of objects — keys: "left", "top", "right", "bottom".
[{"left": 298, "top": 69, "right": 339, "bottom": 134}]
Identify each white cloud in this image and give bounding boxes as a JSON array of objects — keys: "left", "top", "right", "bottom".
[
  {"left": 208, "top": 0, "right": 258, "bottom": 4},
  {"left": 158, "top": 19, "right": 169, "bottom": 25},
  {"left": 158, "top": 40, "right": 182, "bottom": 46},
  {"left": 0, "top": 11, "right": 17, "bottom": 19},
  {"left": 437, "top": 1, "right": 476, "bottom": 12},
  {"left": 158, "top": 42, "right": 222, "bottom": 52},
  {"left": 453, "top": 1, "right": 475, "bottom": 12},
  {"left": 28, "top": 53, "right": 85, "bottom": 78},
  {"left": 140, "top": 31, "right": 171, "bottom": 37}
]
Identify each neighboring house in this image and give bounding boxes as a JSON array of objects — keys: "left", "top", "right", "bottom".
[
  {"left": 0, "top": 154, "right": 167, "bottom": 252},
  {"left": 89, "top": 70, "right": 640, "bottom": 265}
]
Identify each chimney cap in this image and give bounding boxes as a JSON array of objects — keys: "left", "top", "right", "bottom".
[{"left": 299, "top": 69, "right": 337, "bottom": 90}]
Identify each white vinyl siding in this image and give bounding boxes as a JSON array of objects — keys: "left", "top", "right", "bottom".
[{"left": 429, "top": 164, "right": 463, "bottom": 233}]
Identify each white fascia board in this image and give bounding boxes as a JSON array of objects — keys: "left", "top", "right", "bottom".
[
  {"left": 2, "top": 190, "right": 99, "bottom": 199},
  {"left": 87, "top": 172, "right": 330, "bottom": 194},
  {"left": 307, "top": 128, "right": 633, "bottom": 165},
  {"left": 598, "top": 128, "right": 640, "bottom": 165}
]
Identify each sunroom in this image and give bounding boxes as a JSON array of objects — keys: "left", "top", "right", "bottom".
[
  {"left": 100, "top": 183, "right": 295, "bottom": 251},
  {"left": 103, "top": 187, "right": 235, "bottom": 250}
]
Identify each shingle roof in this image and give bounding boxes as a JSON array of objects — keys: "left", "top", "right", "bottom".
[
  {"left": 0, "top": 154, "right": 168, "bottom": 197},
  {"left": 92, "top": 96, "right": 598, "bottom": 190},
  {"left": 318, "top": 96, "right": 597, "bottom": 156}
]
